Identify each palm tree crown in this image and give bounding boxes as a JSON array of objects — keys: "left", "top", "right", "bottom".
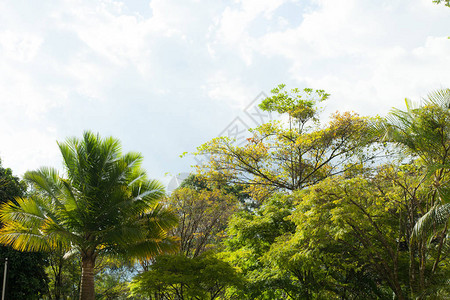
[{"left": 0, "top": 131, "right": 177, "bottom": 300}]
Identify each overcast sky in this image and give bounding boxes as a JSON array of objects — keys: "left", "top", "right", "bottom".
[{"left": 0, "top": 0, "right": 449, "bottom": 187}]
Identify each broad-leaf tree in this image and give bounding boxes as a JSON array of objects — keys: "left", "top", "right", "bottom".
[
  {"left": 0, "top": 131, "right": 177, "bottom": 300},
  {"left": 130, "top": 253, "right": 242, "bottom": 300},
  {"left": 273, "top": 167, "right": 418, "bottom": 299},
  {"left": 196, "top": 85, "right": 378, "bottom": 201},
  {"left": 219, "top": 194, "right": 297, "bottom": 299},
  {"left": 165, "top": 186, "right": 237, "bottom": 258}
]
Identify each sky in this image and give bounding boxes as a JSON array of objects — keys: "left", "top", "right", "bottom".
[{"left": 0, "top": 0, "right": 449, "bottom": 189}]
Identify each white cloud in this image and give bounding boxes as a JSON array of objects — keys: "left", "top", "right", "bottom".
[
  {"left": 0, "top": 0, "right": 449, "bottom": 180},
  {"left": 0, "top": 63, "right": 64, "bottom": 120},
  {"left": 0, "top": 31, "right": 43, "bottom": 63},
  {"left": 216, "top": 0, "right": 288, "bottom": 44},
  {"left": 53, "top": 2, "right": 153, "bottom": 67},
  {"left": 206, "top": 71, "right": 258, "bottom": 109},
  {"left": 241, "top": 0, "right": 450, "bottom": 115},
  {"left": 0, "top": 126, "right": 60, "bottom": 176},
  {"left": 413, "top": 36, "right": 450, "bottom": 58},
  {"left": 209, "top": 0, "right": 290, "bottom": 65}
]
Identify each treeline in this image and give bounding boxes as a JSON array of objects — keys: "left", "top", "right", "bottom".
[
  {"left": 185, "top": 86, "right": 450, "bottom": 299},
  {"left": 0, "top": 87, "right": 449, "bottom": 300}
]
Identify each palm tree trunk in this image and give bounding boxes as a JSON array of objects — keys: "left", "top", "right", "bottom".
[{"left": 80, "top": 251, "right": 96, "bottom": 300}]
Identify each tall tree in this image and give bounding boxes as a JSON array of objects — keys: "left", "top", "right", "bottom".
[
  {"left": 196, "top": 85, "right": 378, "bottom": 201},
  {"left": 0, "top": 131, "right": 177, "bottom": 300}
]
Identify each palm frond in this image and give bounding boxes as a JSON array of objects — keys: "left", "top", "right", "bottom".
[
  {"left": 411, "top": 203, "right": 450, "bottom": 242},
  {"left": 377, "top": 90, "right": 450, "bottom": 166},
  {"left": 123, "top": 237, "right": 179, "bottom": 261},
  {"left": 0, "top": 197, "right": 46, "bottom": 228},
  {"left": 24, "top": 167, "right": 62, "bottom": 199},
  {"left": 0, "top": 196, "right": 79, "bottom": 251},
  {"left": 0, "top": 131, "right": 177, "bottom": 267},
  {"left": 423, "top": 88, "right": 450, "bottom": 108},
  {"left": 131, "top": 179, "right": 165, "bottom": 203},
  {"left": 145, "top": 204, "right": 179, "bottom": 231}
]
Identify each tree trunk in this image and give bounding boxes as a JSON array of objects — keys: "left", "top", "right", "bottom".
[
  {"left": 55, "top": 256, "right": 64, "bottom": 300},
  {"left": 79, "top": 251, "right": 96, "bottom": 300}
]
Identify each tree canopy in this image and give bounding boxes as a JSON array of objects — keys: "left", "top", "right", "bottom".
[
  {"left": 193, "top": 87, "right": 450, "bottom": 299},
  {"left": 0, "top": 87, "right": 449, "bottom": 299}
]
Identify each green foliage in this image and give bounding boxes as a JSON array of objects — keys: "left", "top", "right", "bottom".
[
  {"left": 285, "top": 170, "right": 411, "bottom": 298},
  {"left": 222, "top": 179, "right": 413, "bottom": 299},
  {"left": 379, "top": 89, "right": 450, "bottom": 169},
  {"left": 179, "top": 174, "right": 210, "bottom": 191},
  {"left": 45, "top": 249, "right": 81, "bottom": 300},
  {"left": 1, "top": 86, "right": 449, "bottom": 299},
  {"left": 218, "top": 163, "right": 437, "bottom": 299},
  {"left": 433, "top": 0, "right": 450, "bottom": 7},
  {"left": 220, "top": 195, "right": 297, "bottom": 299},
  {"left": 0, "top": 161, "right": 26, "bottom": 205},
  {"left": 259, "top": 84, "right": 329, "bottom": 125},
  {"left": 130, "top": 253, "right": 242, "bottom": 299},
  {"left": 0, "top": 247, "right": 48, "bottom": 299},
  {"left": 166, "top": 186, "right": 237, "bottom": 257},
  {"left": 180, "top": 174, "right": 251, "bottom": 207},
  {"left": 0, "top": 159, "right": 48, "bottom": 299},
  {"left": 378, "top": 89, "right": 450, "bottom": 296},
  {"left": 227, "top": 162, "right": 448, "bottom": 299},
  {"left": 190, "top": 87, "right": 450, "bottom": 299},
  {"left": 95, "top": 258, "right": 136, "bottom": 300}
]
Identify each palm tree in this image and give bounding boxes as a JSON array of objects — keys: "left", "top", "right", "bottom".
[
  {"left": 0, "top": 131, "right": 178, "bottom": 300},
  {"left": 377, "top": 88, "right": 450, "bottom": 296},
  {"left": 380, "top": 89, "right": 450, "bottom": 229}
]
